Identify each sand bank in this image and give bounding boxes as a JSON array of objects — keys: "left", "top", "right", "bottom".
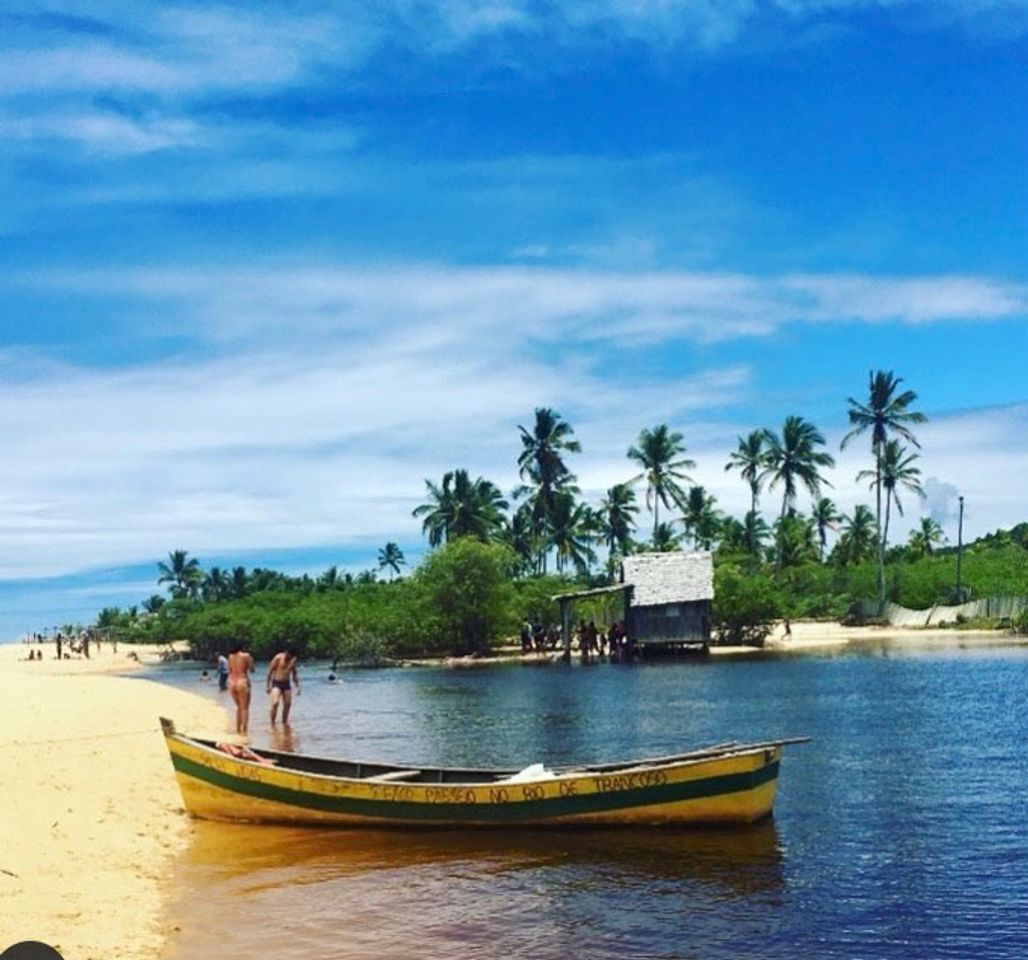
[
  {"left": 710, "top": 619, "right": 1016, "bottom": 656},
  {"left": 0, "top": 642, "right": 228, "bottom": 960}
]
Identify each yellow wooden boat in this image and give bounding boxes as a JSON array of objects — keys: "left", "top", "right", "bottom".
[{"left": 161, "top": 717, "right": 808, "bottom": 827}]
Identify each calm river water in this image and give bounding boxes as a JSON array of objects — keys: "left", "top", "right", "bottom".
[{"left": 150, "top": 638, "right": 1028, "bottom": 959}]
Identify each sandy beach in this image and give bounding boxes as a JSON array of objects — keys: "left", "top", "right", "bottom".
[{"left": 0, "top": 641, "right": 228, "bottom": 960}]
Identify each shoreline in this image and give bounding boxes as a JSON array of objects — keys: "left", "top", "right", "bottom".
[
  {"left": 0, "top": 641, "right": 228, "bottom": 960},
  {"left": 446, "top": 620, "right": 1023, "bottom": 665}
]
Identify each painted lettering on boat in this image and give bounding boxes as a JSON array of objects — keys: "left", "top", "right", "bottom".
[
  {"left": 368, "top": 784, "right": 417, "bottom": 803},
  {"left": 592, "top": 770, "right": 668, "bottom": 793},
  {"left": 422, "top": 786, "right": 478, "bottom": 804}
]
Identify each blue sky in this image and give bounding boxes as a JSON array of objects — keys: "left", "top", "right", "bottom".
[{"left": 1, "top": 1, "right": 1027, "bottom": 640}]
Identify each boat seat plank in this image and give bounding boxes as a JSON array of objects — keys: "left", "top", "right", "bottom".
[{"left": 368, "top": 769, "right": 422, "bottom": 782}]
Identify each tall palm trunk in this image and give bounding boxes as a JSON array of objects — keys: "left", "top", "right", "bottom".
[
  {"left": 749, "top": 483, "right": 758, "bottom": 555},
  {"left": 883, "top": 489, "right": 892, "bottom": 558},
  {"left": 875, "top": 446, "right": 884, "bottom": 607}
]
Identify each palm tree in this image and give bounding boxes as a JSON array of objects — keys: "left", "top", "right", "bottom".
[
  {"left": 502, "top": 502, "right": 542, "bottom": 575},
  {"left": 742, "top": 510, "right": 772, "bottom": 560},
  {"left": 834, "top": 505, "right": 878, "bottom": 565},
  {"left": 597, "top": 483, "right": 639, "bottom": 556},
  {"left": 157, "top": 550, "right": 203, "bottom": 600},
  {"left": 764, "top": 416, "right": 836, "bottom": 519},
  {"left": 857, "top": 439, "right": 924, "bottom": 556},
  {"left": 516, "top": 408, "right": 581, "bottom": 570},
  {"left": 774, "top": 511, "right": 819, "bottom": 568},
  {"left": 318, "top": 565, "right": 341, "bottom": 591},
  {"left": 680, "top": 486, "right": 721, "bottom": 550},
  {"left": 512, "top": 462, "right": 581, "bottom": 573},
  {"left": 548, "top": 491, "right": 597, "bottom": 575},
  {"left": 517, "top": 408, "right": 580, "bottom": 504},
  {"left": 725, "top": 430, "right": 769, "bottom": 553},
  {"left": 627, "top": 424, "right": 696, "bottom": 539},
  {"left": 377, "top": 542, "right": 405, "bottom": 579},
  {"left": 811, "top": 497, "right": 841, "bottom": 562},
  {"left": 142, "top": 594, "right": 165, "bottom": 614},
  {"left": 717, "top": 516, "right": 747, "bottom": 554},
  {"left": 413, "top": 469, "right": 508, "bottom": 546},
  {"left": 651, "top": 521, "right": 685, "bottom": 552},
  {"left": 908, "top": 517, "right": 945, "bottom": 558},
  {"left": 201, "top": 566, "right": 230, "bottom": 602},
  {"left": 842, "top": 370, "right": 927, "bottom": 603}
]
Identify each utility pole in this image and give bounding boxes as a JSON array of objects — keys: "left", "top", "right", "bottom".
[{"left": 956, "top": 495, "right": 965, "bottom": 601}]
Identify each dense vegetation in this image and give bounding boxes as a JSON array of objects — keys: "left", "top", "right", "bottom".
[{"left": 83, "top": 372, "right": 1028, "bottom": 657}]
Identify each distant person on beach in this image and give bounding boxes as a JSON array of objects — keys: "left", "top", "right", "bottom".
[
  {"left": 56, "top": 632, "right": 63, "bottom": 660},
  {"left": 267, "top": 645, "right": 301, "bottom": 725},
  {"left": 199, "top": 669, "right": 211, "bottom": 682},
  {"left": 327, "top": 672, "right": 340, "bottom": 683},
  {"left": 227, "top": 642, "right": 255, "bottom": 735},
  {"left": 520, "top": 620, "right": 533, "bottom": 653},
  {"left": 217, "top": 653, "right": 229, "bottom": 691}
]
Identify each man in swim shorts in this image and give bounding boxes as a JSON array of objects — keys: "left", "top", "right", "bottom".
[{"left": 267, "top": 644, "right": 301, "bottom": 725}]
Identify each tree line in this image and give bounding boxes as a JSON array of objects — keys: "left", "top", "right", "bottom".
[{"left": 85, "top": 370, "right": 1028, "bottom": 657}]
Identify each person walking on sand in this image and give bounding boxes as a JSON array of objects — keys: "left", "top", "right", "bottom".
[
  {"left": 267, "top": 645, "right": 301, "bottom": 726},
  {"left": 217, "top": 652, "right": 229, "bottom": 691},
  {"left": 227, "top": 642, "right": 255, "bottom": 735}
]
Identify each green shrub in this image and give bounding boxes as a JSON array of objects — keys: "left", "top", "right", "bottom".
[
  {"left": 712, "top": 565, "right": 782, "bottom": 646},
  {"left": 414, "top": 538, "right": 517, "bottom": 655}
]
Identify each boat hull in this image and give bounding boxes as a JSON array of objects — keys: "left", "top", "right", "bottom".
[{"left": 164, "top": 728, "right": 784, "bottom": 828}]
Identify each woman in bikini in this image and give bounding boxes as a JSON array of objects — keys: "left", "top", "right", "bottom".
[{"left": 227, "top": 642, "right": 255, "bottom": 735}]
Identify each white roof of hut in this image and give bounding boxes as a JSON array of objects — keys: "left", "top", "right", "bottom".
[{"left": 620, "top": 551, "right": 714, "bottom": 607}]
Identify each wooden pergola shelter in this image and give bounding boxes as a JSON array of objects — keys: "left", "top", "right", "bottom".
[{"left": 551, "top": 583, "right": 634, "bottom": 659}]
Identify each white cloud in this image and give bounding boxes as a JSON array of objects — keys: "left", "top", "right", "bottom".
[
  {"left": 0, "top": 109, "right": 202, "bottom": 154},
  {"left": 781, "top": 274, "right": 1027, "bottom": 324},
  {"left": 0, "top": 6, "right": 373, "bottom": 97},
  {"left": 37, "top": 263, "right": 1028, "bottom": 347},
  {"left": 2, "top": 261, "right": 1026, "bottom": 582},
  {"left": 1, "top": 0, "right": 1023, "bottom": 110}
]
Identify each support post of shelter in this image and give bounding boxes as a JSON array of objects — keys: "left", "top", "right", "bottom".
[{"left": 560, "top": 599, "right": 572, "bottom": 663}]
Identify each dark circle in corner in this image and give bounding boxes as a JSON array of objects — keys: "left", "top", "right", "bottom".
[{"left": 1, "top": 943, "right": 65, "bottom": 960}]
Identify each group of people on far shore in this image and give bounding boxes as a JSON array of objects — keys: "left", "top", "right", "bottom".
[
  {"left": 21, "top": 628, "right": 115, "bottom": 660},
  {"left": 210, "top": 643, "right": 302, "bottom": 736},
  {"left": 520, "top": 618, "right": 636, "bottom": 662}
]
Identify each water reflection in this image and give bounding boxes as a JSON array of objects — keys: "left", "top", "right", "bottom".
[
  {"left": 180, "top": 818, "right": 783, "bottom": 893},
  {"left": 171, "top": 820, "right": 785, "bottom": 960},
  {"left": 268, "top": 724, "right": 296, "bottom": 754}
]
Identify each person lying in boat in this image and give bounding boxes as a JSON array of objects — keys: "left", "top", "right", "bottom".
[{"left": 216, "top": 741, "right": 276, "bottom": 765}]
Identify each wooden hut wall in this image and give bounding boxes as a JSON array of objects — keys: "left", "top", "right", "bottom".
[{"left": 629, "top": 600, "right": 710, "bottom": 643}]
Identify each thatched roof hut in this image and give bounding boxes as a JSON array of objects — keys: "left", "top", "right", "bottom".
[{"left": 620, "top": 551, "right": 714, "bottom": 650}]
